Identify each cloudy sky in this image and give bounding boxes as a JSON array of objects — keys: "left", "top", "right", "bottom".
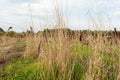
[{"left": 0, "top": 0, "right": 120, "bottom": 32}]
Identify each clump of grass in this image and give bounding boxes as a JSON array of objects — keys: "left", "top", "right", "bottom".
[{"left": 24, "top": 34, "right": 42, "bottom": 57}]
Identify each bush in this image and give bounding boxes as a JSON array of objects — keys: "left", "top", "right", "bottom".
[
  {"left": 0, "top": 31, "right": 5, "bottom": 36},
  {"left": 0, "top": 28, "right": 5, "bottom": 32},
  {"left": 0, "top": 28, "right": 5, "bottom": 36},
  {"left": 7, "top": 31, "right": 17, "bottom": 37}
]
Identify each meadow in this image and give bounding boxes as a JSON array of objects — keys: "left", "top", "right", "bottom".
[
  {"left": 0, "top": 1, "right": 120, "bottom": 79},
  {"left": 0, "top": 28, "right": 120, "bottom": 80}
]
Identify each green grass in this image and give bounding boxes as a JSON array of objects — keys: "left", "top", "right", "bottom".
[
  {"left": 15, "top": 41, "right": 26, "bottom": 46},
  {"left": 0, "top": 43, "right": 119, "bottom": 80},
  {"left": 70, "top": 43, "right": 93, "bottom": 57},
  {"left": 0, "top": 58, "right": 40, "bottom": 80}
]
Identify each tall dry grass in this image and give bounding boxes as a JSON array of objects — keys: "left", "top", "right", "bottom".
[{"left": 22, "top": 0, "right": 120, "bottom": 80}]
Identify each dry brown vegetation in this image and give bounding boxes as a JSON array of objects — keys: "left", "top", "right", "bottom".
[
  {"left": 0, "top": 1, "right": 120, "bottom": 79},
  {"left": 0, "top": 27, "right": 120, "bottom": 80}
]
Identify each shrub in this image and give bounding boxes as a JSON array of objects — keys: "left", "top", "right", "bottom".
[
  {"left": 7, "top": 31, "right": 17, "bottom": 37},
  {"left": 0, "top": 27, "right": 5, "bottom": 36}
]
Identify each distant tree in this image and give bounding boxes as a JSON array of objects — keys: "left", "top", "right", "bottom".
[
  {"left": 16, "top": 32, "right": 26, "bottom": 38},
  {"left": 82, "top": 30, "right": 89, "bottom": 34},
  {"left": 0, "top": 27, "right": 5, "bottom": 36},
  {"left": 7, "top": 31, "right": 17, "bottom": 37},
  {"left": 0, "top": 27, "right": 5, "bottom": 33}
]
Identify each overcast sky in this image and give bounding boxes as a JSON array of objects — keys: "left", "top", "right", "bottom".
[{"left": 0, "top": 0, "right": 120, "bottom": 32}]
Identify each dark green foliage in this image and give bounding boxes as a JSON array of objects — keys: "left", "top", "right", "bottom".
[
  {"left": 0, "top": 27, "right": 5, "bottom": 36},
  {"left": 0, "top": 28, "right": 5, "bottom": 33}
]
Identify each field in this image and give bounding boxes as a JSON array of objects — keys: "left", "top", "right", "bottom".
[
  {"left": 0, "top": 28, "right": 120, "bottom": 80},
  {"left": 0, "top": 0, "right": 120, "bottom": 79}
]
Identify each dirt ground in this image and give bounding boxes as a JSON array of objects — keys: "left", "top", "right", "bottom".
[{"left": 0, "top": 42, "right": 25, "bottom": 65}]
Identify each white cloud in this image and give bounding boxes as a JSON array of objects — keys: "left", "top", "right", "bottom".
[{"left": 0, "top": 0, "right": 120, "bottom": 31}]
